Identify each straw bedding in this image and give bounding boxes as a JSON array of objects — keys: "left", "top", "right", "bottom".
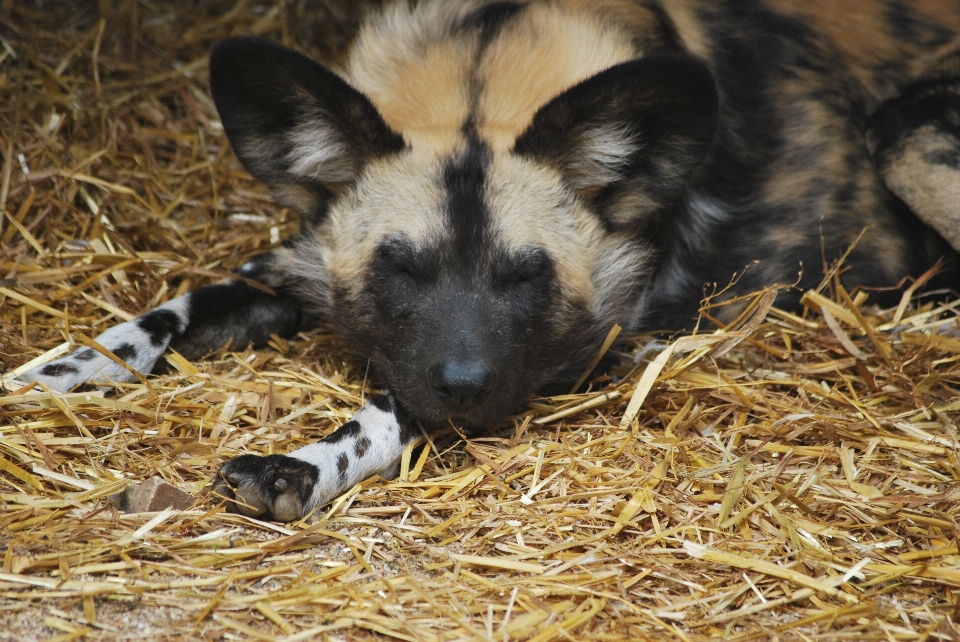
[{"left": 1, "top": 2, "right": 960, "bottom": 640}]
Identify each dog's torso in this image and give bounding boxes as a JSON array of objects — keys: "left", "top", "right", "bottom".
[
  {"left": 645, "top": 0, "right": 960, "bottom": 323},
  {"left": 22, "top": 0, "right": 960, "bottom": 521}
]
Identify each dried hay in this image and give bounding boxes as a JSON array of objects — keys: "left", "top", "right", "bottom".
[{"left": 2, "top": 2, "right": 960, "bottom": 640}]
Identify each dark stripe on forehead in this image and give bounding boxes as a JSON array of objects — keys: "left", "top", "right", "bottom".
[
  {"left": 462, "top": 2, "right": 526, "bottom": 135},
  {"left": 444, "top": 139, "right": 490, "bottom": 259},
  {"left": 459, "top": 2, "right": 525, "bottom": 46},
  {"left": 450, "top": 5, "right": 517, "bottom": 257}
]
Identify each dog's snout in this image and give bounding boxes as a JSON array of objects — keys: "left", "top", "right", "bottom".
[{"left": 428, "top": 359, "right": 497, "bottom": 410}]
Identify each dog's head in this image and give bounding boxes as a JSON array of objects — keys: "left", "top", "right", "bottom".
[{"left": 209, "top": 3, "right": 716, "bottom": 426}]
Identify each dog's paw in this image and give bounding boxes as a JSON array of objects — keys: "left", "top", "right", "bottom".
[{"left": 212, "top": 454, "right": 319, "bottom": 522}]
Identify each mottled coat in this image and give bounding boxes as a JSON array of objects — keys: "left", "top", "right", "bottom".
[{"left": 24, "top": 0, "right": 960, "bottom": 521}]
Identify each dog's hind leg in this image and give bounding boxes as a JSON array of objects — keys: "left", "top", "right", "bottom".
[{"left": 867, "top": 44, "right": 960, "bottom": 254}]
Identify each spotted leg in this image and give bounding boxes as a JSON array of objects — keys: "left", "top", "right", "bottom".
[
  {"left": 212, "top": 395, "right": 418, "bottom": 521},
  {"left": 18, "top": 252, "right": 308, "bottom": 392}
]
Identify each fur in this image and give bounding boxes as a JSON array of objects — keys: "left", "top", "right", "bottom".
[{"left": 18, "top": 0, "right": 960, "bottom": 521}]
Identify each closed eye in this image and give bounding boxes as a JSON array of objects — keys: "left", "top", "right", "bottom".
[
  {"left": 512, "top": 248, "right": 553, "bottom": 284},
  {"left": 372, "top": 236, "right": 438, "bottom": 284},
  {"left": 496, "top": 246, "right": 554, "bottom": 289},
  {"left": 370, "top": 237, "right": 428, "bottom": 316}
]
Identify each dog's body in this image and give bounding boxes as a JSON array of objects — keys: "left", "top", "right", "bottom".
[{"left": 23, "top": 0, "right": 960, "bottom": 521}]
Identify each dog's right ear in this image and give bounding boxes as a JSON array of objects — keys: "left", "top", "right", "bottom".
[
  {"left": 514, "top": 55, "right": 717, "bottom": 228},
  {"left": 210, "top": 37, "right": 405, "bottom": 219}
]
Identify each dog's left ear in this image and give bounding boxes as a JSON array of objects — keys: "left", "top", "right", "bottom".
[
  {"left": 210, "top": 37, "right": 405, "bottom": 219},
  {"left": 514, "top": 55, "right": 718, "bottom": 227}
]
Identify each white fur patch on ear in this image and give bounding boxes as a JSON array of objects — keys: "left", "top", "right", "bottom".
[
  {"left": 568, "top": 125, "right": 642, "bottom": 190},
  {"left": 591, "top": 235, "right": 655, "bottom": 328},
  {"left": 286, "top": 115, "right": 356, "bottom": 184},
  {"left": 275, "top": 234, "right": 336, "bottom": 313},
  {"left": 272, "top": 183, "right": 325, "bottom": 215}
]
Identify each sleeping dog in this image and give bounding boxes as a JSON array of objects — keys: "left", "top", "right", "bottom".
[{"left": 25, "top": 0, "right": 960, "bottom": 521}]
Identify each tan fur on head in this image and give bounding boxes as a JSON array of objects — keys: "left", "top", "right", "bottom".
[
  {"left": 476, "top": 2, "right": 638, "bottom": 150},
  {"left": 344, "top": 0, "right": 641, "bottom": 154},
  {"left": 345, "top": 1, "right": 481, "bottom": 155}
]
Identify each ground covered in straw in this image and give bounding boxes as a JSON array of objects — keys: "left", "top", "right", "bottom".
[{"left": 2, "top": 1, "right": 960, "bottom": 640}]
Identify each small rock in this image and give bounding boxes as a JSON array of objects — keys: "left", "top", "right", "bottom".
[{"left": 108, "top": 476, "right": 193, "bottom": 513}]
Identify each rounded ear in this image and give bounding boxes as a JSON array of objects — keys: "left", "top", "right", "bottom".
[
  {"left": 513, "top": 55, "right": 718, "bottom": 227},
  {"left": 210, "top": 37, "right": 405, "bottom": 219}
]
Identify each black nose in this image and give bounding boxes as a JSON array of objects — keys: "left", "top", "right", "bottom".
[{"left": 428, "top": 360, "right": 497, "bottom": 410}]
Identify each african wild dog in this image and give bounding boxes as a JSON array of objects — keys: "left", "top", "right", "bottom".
[{"left": 21, "top": 0, "right": 960, "bottom": 522}]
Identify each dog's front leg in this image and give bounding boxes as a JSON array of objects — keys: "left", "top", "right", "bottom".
[
  {"left": 17, "top": 251, "right": 307, "bottom": 392},
  {"left": 213, "top": 395, "right": 417, "bottom": 522}
]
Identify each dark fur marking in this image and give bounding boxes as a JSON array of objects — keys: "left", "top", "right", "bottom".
[
  {"left": 460, "top": 2, "right": 525, "bottom": 132},
  {"left": 171, "top": 280, "right": 306, "bottom": 361},
  {"left": 868, "top": 83, "right": 960, "bottom": 157},
  {"left": 634, "top": 1, "right": 686, "bottom": 52},
  {"left": 888, "top": 2, "right": 918, "bottom": 42},
  {"left": 326, "top": 420, "right": 361, "bottom": 444},
  {"left": 369, "top": 238, "right": 440, "bottom": 318},
  {"left": 368, "top": 395, "right": 395, "bottom": 414},
  {"left": 365, "top": 396, "right": 420, "bottom": 444},
  {"left": 459, "top": 2, "right": 525, "bottom": 45},
  {"left": 399, "top": 419, "right": 420, "bottom": 445},
  {"left": 41, "top": 363, "right": 79, "bottom": 376},
  {"left": 113, "top": 343, "right": 138, "bottom": 362},
  {"left": 337, "top": 453, "right": 349, "bottom": 484},
  {"left": 492, "top": 246, "right": 557, "bottom": 320},
  {"left": 444, "top": 139, "right": 490, "bottom": 263},
  {"left": 885, "top": 1, "right": 953, "bottom": 47},
  {"left": 924, "top": 147, "right": 960, "bottom": 166},
  {"left": 698, "top": 5, "right": 811, "bottom": 191},
  {"left": 138, "top": 309, "right": 184, "bottom": 347},
  {"left": 74, "top": 349, "right": 97, "bottom": 361},
  {"left": 354, "top": 436, "right": 371, "bottom": 459}
]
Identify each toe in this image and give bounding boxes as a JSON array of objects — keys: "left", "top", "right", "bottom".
[
  {"left": 233, "top": 479, "right": 269, "bottom": 517},
  {"left": 211, "top": 474, "right": 237, "bottom": 510},
  {"left": 271, "top": 490, "right": 303, "bottom": 522}
]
